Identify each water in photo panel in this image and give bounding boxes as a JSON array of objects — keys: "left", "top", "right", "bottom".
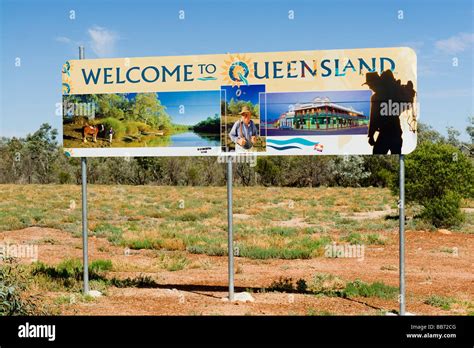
[{"left": 63, "top": 90, "right": 222, "bottom": 150}]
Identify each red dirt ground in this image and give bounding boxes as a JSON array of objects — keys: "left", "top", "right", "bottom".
[{"left": 1, "top": 227, "right": 472, "bottom": 315}]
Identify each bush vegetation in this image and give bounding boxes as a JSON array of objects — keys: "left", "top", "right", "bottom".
[
  {"left": 0, "top": 258, "right": 48, "bottom": 315},
  {"left": 0, "top": 120, "right": 472, "bottom": 228},
  {"left": 390, "top": 141, "right": 473, "bottom": 227},
  {"left": 267, "top": 273, "right": 398, "bottom": 300}
]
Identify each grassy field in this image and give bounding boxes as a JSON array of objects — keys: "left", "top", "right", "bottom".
[
  {"left": 1, "top": 185, "right": 472, "bottom": 257},
  {"left": 0, "top": 184, "right": 473, "bottom": 315}
]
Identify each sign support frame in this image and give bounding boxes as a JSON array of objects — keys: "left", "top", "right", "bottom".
[
  {"left": 399, "top": 154, "right": 405, "bottom": 315},
  {"left": 79, "top": 46, "right": 90, "bottom": 295},
  {"left": 226, "top": 158, "right": 234, "bottom": 301}
]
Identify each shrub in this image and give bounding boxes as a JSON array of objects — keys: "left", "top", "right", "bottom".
[
  {"left": 343, "top": 279, "right": 398, "bottom": 299},
  {"left": 255, "top": 157, "right": 282, "bottom": 186},
  {"left": 127, "top": 238, "right": 162, "bottom": 250},
  {"left": 421, "top": 191, "right": 465, "bottom": 227},
  {"left": 424, "top": 295, "right": 455, "bottom": 310},
  {"left": 92, "top": 223, "right": 123, "bottom": 245},
  {"left": 268, "top": 277, "right": 295, "bottom": 292},
  {"left": 362, "top": 156, "right": 397, "bottom": 187},
  {"left": 161, "top": 254, "right": 189, "bottom": 272},
  {"left": 296, "top": 278, "right": 308, "bottom": 292},
  {"left": 239, "top": 246, "right": 311, "bottom": 260},
  {"left": 342, "top": 233, "right": 385, "bottom": 245},
  {"left": 124, "top": 121, "right": 150, "bottom": 135},
  {"left": 124, "top": 122, "right": 139, "bottom": 135},
  {"left": 366, "top": 233, "right": 386, "bottom": 245},
  {"left": 342, "top": 232, "right": 363, "bottom": 245},
  {"left": 101, "top": 117, "right": 126, "bottom": 138},
  {"left": 390, "top": 142, "right": 474, "bottom": 227},
  {"left": 333, "top": 156, "right": 370, "bottom": 187},
  {"left": 58, "top": 171, "right": 71, "bottom": 184},
  {"left": 0, "top": 259, "right": 45, "bottom": 315},
  {"left": 307, "top": 273, "right": 345, "bottom": 295},
  {"left": 52, "top": 259, "right": 83, "bottom": 279},
  {"left": 186, "top": 244, "right": 226, "bottom": 256},
  {"left": 32, "top": 258, "right": 109, "bottom": 284},
  {"left": 110, "top": 275, "right": 157, "bottom": 288},
  {"left": 134, "top": 122, "right": 151, "bottom": 132},
  {"left": 90, "top": 259, "right": 113, "bottom": 273}
]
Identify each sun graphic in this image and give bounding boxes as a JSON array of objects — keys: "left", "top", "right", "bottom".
[{"left": 221, "top": 54, "right": 253, "bottom": 87}]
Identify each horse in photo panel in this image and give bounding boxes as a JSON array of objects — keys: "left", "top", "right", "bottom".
[{"left": 82, "top": 124, "right": 99, "bottom": 143}]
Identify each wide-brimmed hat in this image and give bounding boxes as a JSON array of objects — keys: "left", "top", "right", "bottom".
[
  {"left": 239, "top": 106, "right": 252, "bottom": 115},
  {"left": 362, "top": 72, "right": 380, "bottom": 86}
]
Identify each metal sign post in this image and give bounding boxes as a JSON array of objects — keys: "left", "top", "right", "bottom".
[
  {"left": 399, "top": 154, "right": 405, "bottom": 315},
  {"left": 79, "top": 46, "right": 89, "bottom": 294},
  {"left": 226, "top": 158, "right": 234, "bottom": 301}
]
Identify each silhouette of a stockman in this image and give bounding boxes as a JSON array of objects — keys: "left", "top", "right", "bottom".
[{"left": 364, "top": 70, "right": 416, "bottom": 154}]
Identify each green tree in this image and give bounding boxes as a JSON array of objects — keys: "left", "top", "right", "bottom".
[
  {"left": 97, "top": 94, "right": 126, "bottom": 119},
  {"left": 466, "top": 116, "right": 474, "bottom": 144},
  {"left": 193, "top": 114, "right": 220, "bottom": 133},
  {"left": 333, "top": 156, "right": 370, "bottom": 187},
  {"left": 362, "top": 156, "right": 397, "bottom": 187},
  {"left": 0, "top": 137, "right": 22, "bottom": 183},
  {"left": 283, "top": 157, "right": 334, "bottom": 187},
  {"left": 228, "top": 98, "right": 239, "bottom": 115},
  {"left": 255, "top": 157, "right": 282, "bottom": 186},
  {"left": 390, "top": 142, "right": 474, "bottom": 227},
  {"left": 23, "top": 124, "right": 59, "bottom": 184},
  {"left": 130, "top": 93, "right": 171, "bottom": 130},
  {"left": 235, "top": 162, "right": 256, "bottom": 186},
  {"left": 417, "top": 123, "right": 445, "bottom": 144},
  {"left": 446, "top": 126, "right": 461, "bottom": 147}
]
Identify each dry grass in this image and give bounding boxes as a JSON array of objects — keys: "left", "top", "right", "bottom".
[{"left": 1, "top": 185, "right": 472, "bottom": 260}]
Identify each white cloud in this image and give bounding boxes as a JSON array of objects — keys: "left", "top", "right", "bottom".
[
  {"left": 55, "top": 36, "right": 72, "bottom": 44},
  {"left": 88, "top": 26, "right": 119, "bottom": 57},
  {"left": 435, "top": 32, "right": 474, "bottom": 54}
]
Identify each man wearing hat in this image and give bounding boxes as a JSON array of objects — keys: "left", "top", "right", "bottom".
[{"left": 229, "top": 105, "right": 258, "bottom": 151}]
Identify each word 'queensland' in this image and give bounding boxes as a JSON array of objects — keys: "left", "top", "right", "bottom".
[{"left": 80, "top": 57, "right": 396, "bottom": 85}]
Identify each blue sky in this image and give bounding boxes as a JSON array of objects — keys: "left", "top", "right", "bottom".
[
  {"left": 158, "top": 91, "right": 220, "bottom": 125},
  {"left": 221, "top": 84, "right": 266, "bottom": 105},
  {"left": 1, "top": 0, "right": 473, "bottom": 141}
]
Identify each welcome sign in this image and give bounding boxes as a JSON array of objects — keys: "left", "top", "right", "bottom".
[{"left": 62, "top": 47, "right": 417, "bottom": 157}]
